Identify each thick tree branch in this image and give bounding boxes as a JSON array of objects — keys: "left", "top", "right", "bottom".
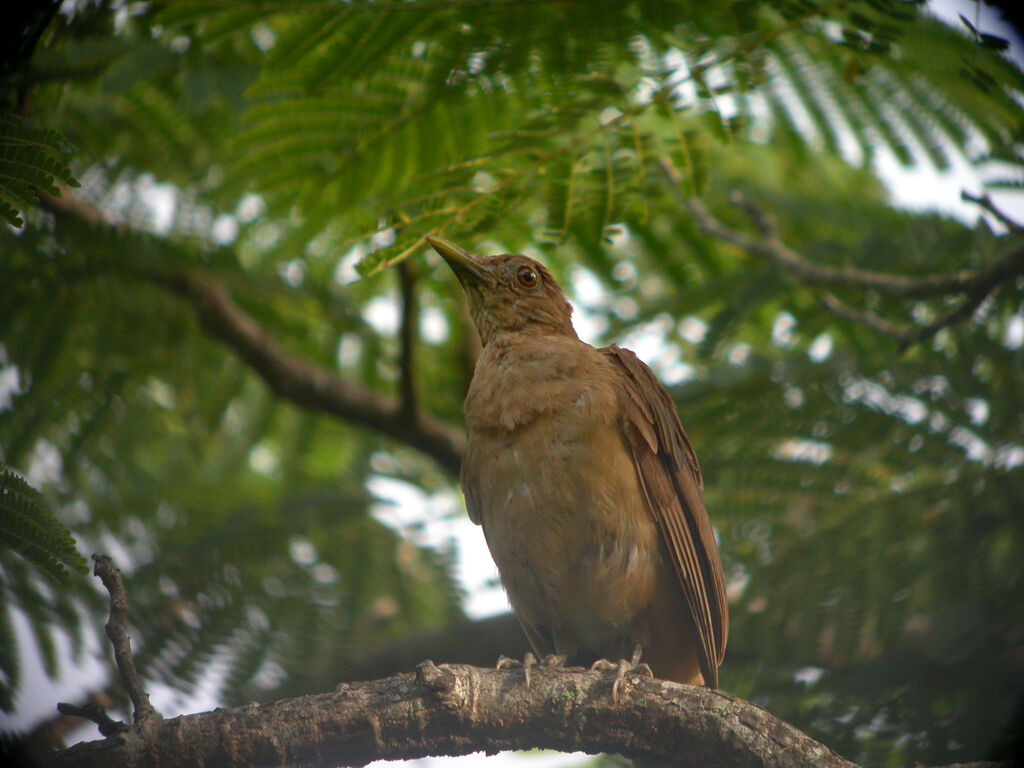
[
  {"left": 39, "top": 661, "right": 1010, "bottom": 768},
  {"left": 41, "top": 190, "right": 466, "bottom": 477}
]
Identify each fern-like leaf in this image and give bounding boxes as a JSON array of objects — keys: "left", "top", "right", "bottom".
[
  {"left": 0, "top": 469, "right": 87, "bottom": 586},
  {"left": 0, "top": 111, "right": 79, "bottom": 227}
]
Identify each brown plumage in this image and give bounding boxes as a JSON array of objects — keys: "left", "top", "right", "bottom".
[{"left": 427, "top": 236, "right": 728, "bottom": 687}]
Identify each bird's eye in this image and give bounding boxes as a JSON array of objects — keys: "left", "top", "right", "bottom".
[{"left": 516, "top": 266, "right": 539, "bottom": 288}]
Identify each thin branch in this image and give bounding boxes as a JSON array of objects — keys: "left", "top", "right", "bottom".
[
  {"left": 661, "top": 158, "right": 1024, "bottom": 300},
  {"left": 659, "top": 158, "right": 1024, "bottom": 348},
  {"left": 41, "top": 190, "right": 466, "bottom": 477},
  {"left": 55, "top": 703, "right": 125, "bottom": 738},
  {"left": 397, "top": 260, "right": 419, "bottom": 419},
  {"left": 728, "top": 190, "right": 777, "bottom": 239},
  {"left": 820, "top": 293, "right": 918, "bottom": 344},
  {"left": 962, "top": 190, "right": 1024, "bottom": 234},
  {"left": 820, "top": 289, "right": 994, "bottom": 352},
  {"left": 89, "top": 555, "right": 161, "bottom": 728}
]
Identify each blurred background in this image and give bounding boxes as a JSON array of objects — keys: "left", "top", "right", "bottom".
[{"left": 1, "top": 1, "right": 1023, "bottom": 766}]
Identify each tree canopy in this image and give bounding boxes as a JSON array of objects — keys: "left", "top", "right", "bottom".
[{"left": 1, "top": 1, "right": 1023, "bottom": 766}]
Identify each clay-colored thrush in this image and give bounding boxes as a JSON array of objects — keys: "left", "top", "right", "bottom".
[{"left": 428, "top": 236, "right": 728, "bottom": 687}]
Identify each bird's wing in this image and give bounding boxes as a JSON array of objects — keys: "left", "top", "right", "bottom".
[
  {"left": 460, "top": 458, "right": 483, "bottom": 526},
  {"left": 602, "top": 344, "right": 729, "bottom": 687}
]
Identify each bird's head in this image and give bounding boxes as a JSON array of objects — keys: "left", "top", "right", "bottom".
[{"left": 427, "top": 236, "right": 577, "bottom": 346}]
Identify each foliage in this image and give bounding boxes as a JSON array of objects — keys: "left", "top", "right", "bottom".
[
  {"left": 0, "top": 469, "right": 89, "bottom": 711},
  {"left": 0, "top": 469, "right": 87, "bottom": 587},
  {"left": 1, "top": 1, "right": 1023, "bottom": 766},
  {"left": 0, "top": 111, "right": 78, "bottom": 227}
]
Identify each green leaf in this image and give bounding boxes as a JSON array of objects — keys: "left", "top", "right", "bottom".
[
  {"left": 0, "top": 469, "right": 88, "bottom": 586},
  {"left": 0, "top": 111, "right": 79, "bottom": 227}
]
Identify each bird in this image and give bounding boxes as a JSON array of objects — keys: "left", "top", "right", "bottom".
[{"left": 426, "top": 235, "right": 728, "bottom": 688}]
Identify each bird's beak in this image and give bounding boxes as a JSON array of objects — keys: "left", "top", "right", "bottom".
[{"left": 425, "top": 236, "right": 491, "bottom": 286}]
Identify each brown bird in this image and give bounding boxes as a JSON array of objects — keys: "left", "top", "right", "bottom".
[{"left": 427, "top": 235, "right": 728, "bottom": 688}]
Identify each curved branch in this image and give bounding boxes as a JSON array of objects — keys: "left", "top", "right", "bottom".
[
  {"left": 822, "top": 290, "right": 994, "bottom": 352},
  {"left": 38, "top": 662, "right": 1010, "bottom": 768},
  {"left": 659, "top": 158, "right": 1024, "bottom": 348},
  {"left": 682, "top": 192, "right": 1024, "bottom": 300},
  {"left": 158, "top": 271, "right": 465, "bottom": 476},
  {"left": 89, "top": 555, "right": 161, "bottom": 728},
  {"left": 962, "top": 190, "right": 1024, "bottom": 234},
  {"left": 659, "top": 159, "right": 1024, "bottom": 298},
  {"left": 40, "top": 189, "right": 466, "bottom": 477}
]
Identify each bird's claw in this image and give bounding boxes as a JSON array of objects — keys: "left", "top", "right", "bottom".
[
  {"left": 496, "top": 652, "right": 537, "bottom": 687},
  {"left": 496, "top": 652, "right": 566, "bottom": 689},
  {"left": 591, "top": 644, "right": 651, "bottom": 703},
  {"left": 495, "top": 655, "right": 520, "bottom": 671},
  {"left": 523, "top": 651, "right": 536, "bottom": 688}
]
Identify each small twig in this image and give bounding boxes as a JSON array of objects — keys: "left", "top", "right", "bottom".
[
  {"left": 55, "top": 703, "right": 126, "bottom": 738},
  {"left": 91, "top": 555, "right": 161, "bottom": 727},
  {"left": 897, "top": 289, "right": 993, "bottom": 351},
  {"left": 729, "top": 190, "right": 777, "bottom": 239},
  {"left": 820, "top": 293, "right": 915, "bottom": 345},
  {"left": 820, "top": 291, "right": 991, "bottom": 352},
  {"left": 397, "top": 260, "right": 419, "bottom": 420},
  {"left": 962, "top": 190, "right": 1024, "bottom": 234}
]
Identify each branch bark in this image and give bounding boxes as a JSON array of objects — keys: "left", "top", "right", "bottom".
[
  {"left": 88, "top": 555, "right": 161, "bottom": 728},
  {"left": 683, "top": 192, "right": 1024, "bottom": 300},
  {"left": 37, "top": 662, "right": 1012, "bottom": 768}
]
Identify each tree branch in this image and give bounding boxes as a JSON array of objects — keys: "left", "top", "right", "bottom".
[
  {"left": 89, "top": 555, "right": 161, "bottom": 727},
  {"left": 38, "top": 661, "right": 1011, "bottom": 768},
  {"left": 683, "top": 191, "right": 1024, "bottom": 299},
  {"left": 820, "top": 291, "right": 993, "bottom": 352},
  {"left": 962, "top": 190, "right": 1024, "bottom": 234},
  {"left": 659, "top": 158, "right": 1024, "bottom": 348},
  {"left": 158, "top": 270, "right": 465, "bottom": 475},
  {"left": 57, "top": 556, "right": 162, "bottom": 735},
  {"left": 41, "top": 190, "right": 466, "bottom": 477},
  {"left": 54, "top": 703, "right": 125, "bottom": 739}
]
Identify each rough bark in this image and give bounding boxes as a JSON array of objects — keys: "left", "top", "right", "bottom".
[
  {"left": 37, "top": 663, "right": 1015, "bottom": 768},
  {"left": 40, "top": 662, "right": 859, "bottom": 768}
]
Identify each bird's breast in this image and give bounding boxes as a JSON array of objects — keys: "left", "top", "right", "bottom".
[{"left": 461, "top": 337, "right": 665, "bottom": 653}]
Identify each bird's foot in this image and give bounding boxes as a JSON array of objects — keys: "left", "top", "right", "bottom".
[
  {"left": 496, "top": 652, "right": 566, "bottom": 689},
  {"left": 590, "top": 645, "right": 653, "bottom": 703}
]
